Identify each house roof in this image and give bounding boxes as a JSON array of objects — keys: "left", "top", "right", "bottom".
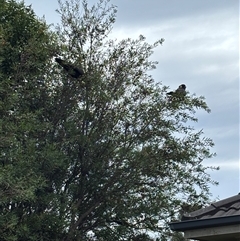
[
  {"left": 169, "top": 193, "right": 240, "bottom": 231},
  {"left": 182, "top": 193, "right": 240, "bottom": 221}
]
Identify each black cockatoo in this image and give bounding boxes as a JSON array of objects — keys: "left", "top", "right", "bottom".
[
  {"left": 167, "top": 84, "right": 187, "bottom": 96},
  {"left": 55, "top": 57, "right": 84, "bottom": 78}
]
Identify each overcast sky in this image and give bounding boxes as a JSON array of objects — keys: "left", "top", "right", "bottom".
[{"left": 23, "top": 0, "right": 239, "bottom": 201}]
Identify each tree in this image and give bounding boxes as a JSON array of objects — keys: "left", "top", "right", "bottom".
[
  {"left": 170, "top": 232, "right": 188, "bottom": 241},
  {"left": 0, "top": 0, "right": 60, "bottom": 240},
  {"left": 0, "top": 0, "right": 218, "bottom": 240}
]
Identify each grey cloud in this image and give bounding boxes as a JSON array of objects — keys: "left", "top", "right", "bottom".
[{"left": 111, "top": 0, "right": 238, "bottom": 28}]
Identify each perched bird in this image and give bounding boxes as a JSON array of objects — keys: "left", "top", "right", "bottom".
[
  {"left": 167, "top": 84, "right": 187, "bottom": 96},
  {"left": 55, "top": 57, "right": 84, "bottom": 78}
]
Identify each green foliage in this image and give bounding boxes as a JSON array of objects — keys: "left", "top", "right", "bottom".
[
  {"left": 0, "top": 0, "right": 218, "bottom": 240},
  {"left": 170, "top": 232, "right": 188, "bottom": 241},
  {"left": 0, "top": 1, "right": 61, "bottom": 240}
]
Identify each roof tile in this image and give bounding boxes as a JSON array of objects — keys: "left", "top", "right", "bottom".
[{"left": 182, "top": 193, "right": 240, "bottom": 221}]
